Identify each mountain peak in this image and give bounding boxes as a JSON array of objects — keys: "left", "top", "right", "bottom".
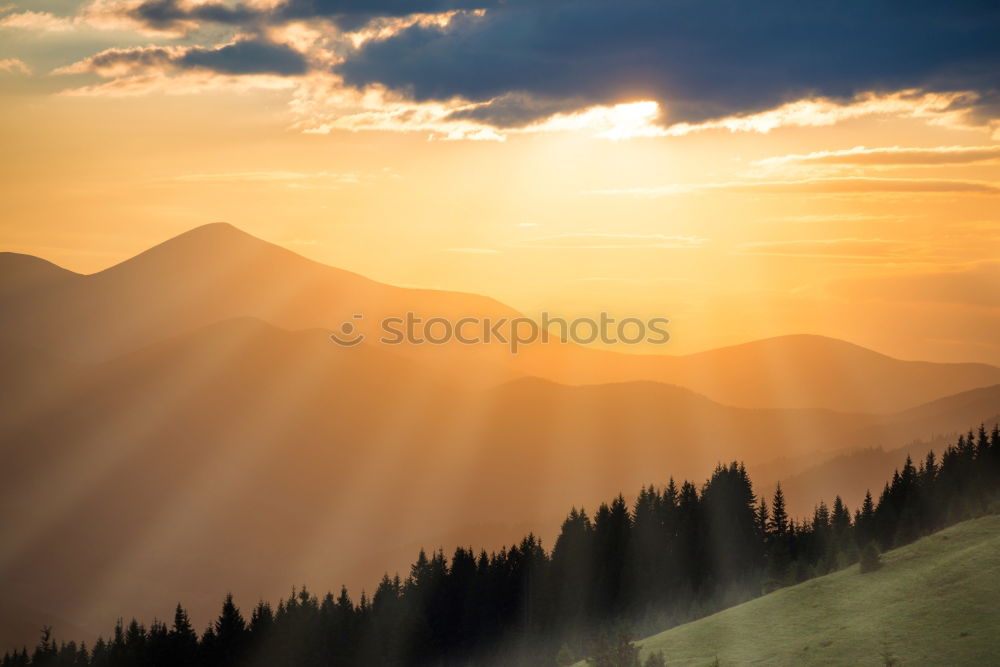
[
  {"left": 163, "top": 221, "right": 261, "bottom": 247},
  {"left": 95, "top": 222, "right": 292, "bottom": 279},
  {"left": 0, "top": 252, "right": 78, "bottom": 296},
  {"left": 688, "top": 332, "right": 897, "bottom": 362},
  {"left": 182, "top": 221, "right": 247, "bottom": 236}
]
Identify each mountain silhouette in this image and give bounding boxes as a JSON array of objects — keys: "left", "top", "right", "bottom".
[
  {"left": 2, "top": 223, "right": 998, "bottom": 412},
  {"left": 516, "top": 333, "right": 1000, "bottom": 413}
]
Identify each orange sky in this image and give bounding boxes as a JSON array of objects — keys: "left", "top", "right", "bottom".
[{"left": 1, "top": 13, "right": 999, "bottom": 363}]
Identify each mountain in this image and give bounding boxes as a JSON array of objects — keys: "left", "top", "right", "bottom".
[
  {"left": 0, "top": 252, "right": 77, "bottom": 297},
  {"left": 518, "top": 333, "right": 1000, "bottom": 413},
  {"left": 3, "top": 223, "right": 999, "bottom": 413},
  {"left": 752, "top": 385, "right": 1000, "bottom": 517},
  {"left": 0, "top": 224, "right": 523, "bottom": 386},
  {"left": 614, "top": 514, "right": 1000, "bottom": 665}
]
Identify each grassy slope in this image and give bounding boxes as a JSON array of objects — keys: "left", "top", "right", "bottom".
[{"left": 625, "top": 515, "right": 1000, "bottom": 666}]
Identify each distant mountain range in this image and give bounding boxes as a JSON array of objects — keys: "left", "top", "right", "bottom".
[
  {"left": 1, "top": 223, "right": 999, "bottom": 650},
  {"left": 3, "top": 222, "right": 998, "bottom": 412}
]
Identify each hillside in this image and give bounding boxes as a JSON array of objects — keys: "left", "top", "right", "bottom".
[
  {"left": 751, "top": 385, "right": 1000, "bottom": 517},
  {"left": 624, "top": 515, "right": 1000, "bottom": 666}
]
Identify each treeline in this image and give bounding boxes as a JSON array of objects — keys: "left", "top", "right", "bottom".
[{"left": 5, "top": 425, "right": 1000, "bottom": 667}]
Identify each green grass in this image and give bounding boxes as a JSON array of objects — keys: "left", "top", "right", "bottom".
[{"left": 595, "top": 515, "right": 1000, "bottom": 666}]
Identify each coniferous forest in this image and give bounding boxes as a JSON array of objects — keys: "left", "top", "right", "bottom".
[{"left": 6, "top": 425, "right": 1000, "bottom": 667}]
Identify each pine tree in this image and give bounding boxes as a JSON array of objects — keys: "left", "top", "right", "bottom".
[
  {"left": 214, "top": 594, "right": 247, "bottom": 666},
  {"left": 755, "top": 495, "right": 769, "bottom": 536},
  {"left": 830, "top": 496, "right": 854, "bottom": 563},
  {"left": 769, "top": 484, "right": 788, "bottom": 537},
  {"left": 855, "top": 489, "right": 876, "bottom": 548},
  {"left": 167, "top": 603, "right": 198, "bottom": 665}
]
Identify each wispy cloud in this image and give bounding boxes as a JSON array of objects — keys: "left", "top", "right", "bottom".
[
  {"left": 443, "top": 247, "right": 502, "bottom": 255},
  {"left": 734, "top": 237, "right": 921, "bottom": 261},
  {"left": 762, "top": 213, "right": 906, "bottom": 224},
  {"left": 0, "top": 10, "right": 75, "bottom": 32},
  {"left": 590, "top": 177, "right": 1000, "bottom": 198},
  {"left": 663, "top": 91, "right": 980, "bottom": 136},
  {"left": 163, "top": 170, "right": 367, "bottom": 188},
  {"left": 0, "top": 57, "right": 31, "bottom": 75},
  {"left": 755, "top": 145, "right": 1000, "bottom": 168},
  {"left": 0, "top": 1, "right": 200, "bottom": 36},
  {"left": 510, "top": 233, "right": 707, "bottom": 250},
  {"left": 55, "top": 38, "right": 308, "bottom": 79}
]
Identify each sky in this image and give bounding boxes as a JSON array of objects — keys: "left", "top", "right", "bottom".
[{"left": 2, "top": 0, "right": 1000, "bottom": 363}]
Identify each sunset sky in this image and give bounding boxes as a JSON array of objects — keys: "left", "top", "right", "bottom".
[{"left": 2, "top": 0, "right": 999, "bottom": 363}]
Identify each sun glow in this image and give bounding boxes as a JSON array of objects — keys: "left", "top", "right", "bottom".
[{"left": 524, "top": 100, "right": 667, "bottom": 140}]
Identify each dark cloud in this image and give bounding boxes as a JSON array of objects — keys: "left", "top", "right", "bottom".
[
  {"left": 116, "top": 0, "right": 1000, "bottom": 127},
  {"left": 127, "top": 0, "right": 499, "bottom": 32},
  {"left": 335, "top": 0, "right": 1000, "bottom": 124},
  {"left": 85, "top": 46, "right": 174, "bottom": 70},
  {"left": 445, "top": 92, "right": 587, "bottom": 127},
  {"left": 74, "top": 39, "right": 308, "bottom": 77},
  {"left": 276, "top": 0, "right": 497, "bottom": 30},
  {"left": 131, "top": 0, "right": 262, "bottom": 31},
  {"left": 181, "top": 40, "right": 308, "bottom": 76}
]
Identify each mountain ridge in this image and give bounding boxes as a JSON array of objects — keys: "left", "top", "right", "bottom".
[{"left": 3, "top": 223, "right": 998, "bottom": 413}]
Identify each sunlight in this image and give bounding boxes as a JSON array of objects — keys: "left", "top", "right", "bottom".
[{"left": 525, "top": 100, "right": 668, "bottom": 140}]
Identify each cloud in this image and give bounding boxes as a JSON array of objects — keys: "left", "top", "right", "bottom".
[
  {"left": 121, "top": 0, "right": 491, "bottom": 33},
  {"left": 128, "top": 0, "right": 262, "bottom": 33},
  {"left": 662, "top": 90, "right": 979, "bottom": 136},
  {"left": 443, "top": 247, "right": 502, "bottom": 254},
  {"left": 336, "top": 2, "right": 1000, "bottom": 127},
  {"left": 722, "top": 178, "right": 1000, "bottom": 196},
  {"left": 0, "top": 10, "right": 76, "bottom": 32},
  {"left": 56, "top": 37, "right": 308, "bottom": 80},
  {"left": 180, "top": 38, "right": 308, "bottom": 75},
  {"left": 509, "top": 233, "right": 707, "bottom": 250},
  {"left": 446, "top": 92, "right": 587, "bottom": 128},
  {"left": 0, "top": 2, "right": 173, "bottom": 36},
  {"left": 34, "top": 1, "right": 1000, "bottom": 138},
  {"left": 756, "top": 145, "right": 1000, "bottom": 168},
  {"left": 166, "top": 170, "right": 363, "bottom": 186},
  {"left": 590, "top": 177, "right": 1000, "bottom": 198},
  {"left": 287, "top": 75, "right": 509, "bottom": 140},
  {"left": 762, "top": 213, "right": 905, "bottom": 224},
  {"left": 0, "top": 57, "right": 31, "bottom": 75},
  {"left": 734, "top": 238, "right": 919, "bottom": 261},
  {"left": 291, "top": 81, "right": 671, "bottom": 140}
]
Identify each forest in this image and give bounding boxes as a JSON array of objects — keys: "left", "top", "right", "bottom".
[{"left": 5, "top": 424, "right": 1000, "bottom": 667}]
